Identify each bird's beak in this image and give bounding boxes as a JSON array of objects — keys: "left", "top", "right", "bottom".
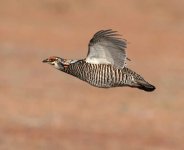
[{"left": 42, "top": 58, "right": 48, "bottom": 63}]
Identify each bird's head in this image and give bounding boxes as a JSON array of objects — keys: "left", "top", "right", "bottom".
[{"left": 42, "top": 56, "right": 71, "bottom": 70}]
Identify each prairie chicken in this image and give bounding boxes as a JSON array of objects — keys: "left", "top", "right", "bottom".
[{"left": 43, "top": 29, "right": 155, "bottom": 92}]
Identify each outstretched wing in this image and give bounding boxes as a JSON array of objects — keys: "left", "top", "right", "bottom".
[{"left": 86, "top": 29, "right": 127, "bottom": 68}]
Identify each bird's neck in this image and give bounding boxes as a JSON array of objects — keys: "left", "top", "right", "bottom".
[
  {"left": 62, "top": 59, "right": 84, "bottom": 77},
  {"left": 55, "top": 59, "right": 79, "bottom": 71}
]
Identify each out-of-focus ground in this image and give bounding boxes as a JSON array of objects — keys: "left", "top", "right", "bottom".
[{"left": 0, "top": 0, "right": 184, "bottom": 149}]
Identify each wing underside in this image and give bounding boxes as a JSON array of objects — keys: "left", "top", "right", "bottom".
[{"left": 86, "top": 29, "right": 127, "bottom": 68}]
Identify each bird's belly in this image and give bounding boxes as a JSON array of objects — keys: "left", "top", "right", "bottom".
[
  {"left": 88, "top": 81, "right": 112, "bottom": 88},
  {"left": 84, "top": 72, "right": 118, "bottom": 88},
  {"left": 71, "top": 63, "right": 125, "bottom": 88}
]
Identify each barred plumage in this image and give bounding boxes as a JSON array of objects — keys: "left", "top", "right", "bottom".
[
  {"left": 43, "top": 29, "right": 155, "bottom": 92},
  {"left": 60, "top": 60, "right": 150, "bottom": 90}
]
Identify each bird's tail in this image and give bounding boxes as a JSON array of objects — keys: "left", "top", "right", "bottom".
[{"left": 135, "top": 79, "right": 156, "bottom": 92}]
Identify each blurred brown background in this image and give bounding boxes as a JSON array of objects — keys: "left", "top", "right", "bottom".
[{"left": 0, "top": 0, "right": 184, "bottom": 150}]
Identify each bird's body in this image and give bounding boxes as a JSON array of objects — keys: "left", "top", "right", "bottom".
[
  {"left": 43, "top": 29, "right": 155, "bottom": 92},
  {"left": 61, "top": 60, "right": 152, "bottom": 91}
]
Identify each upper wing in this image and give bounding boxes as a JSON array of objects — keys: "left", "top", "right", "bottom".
[{"left": 86, "top": 29, "right": 127, "bottom": 68}]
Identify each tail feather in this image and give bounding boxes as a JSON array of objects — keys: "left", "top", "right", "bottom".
[{"left": 136, "top": 79, "right": 156, "bottom": 92}]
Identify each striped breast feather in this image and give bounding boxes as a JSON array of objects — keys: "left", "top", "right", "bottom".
[{"left": 86, "top": 29, "right": 127, "bottom": 68}]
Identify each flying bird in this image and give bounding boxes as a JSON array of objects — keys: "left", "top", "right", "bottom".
[{"left": 43, "top": 29, "right": 155, "bottom": 92}]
